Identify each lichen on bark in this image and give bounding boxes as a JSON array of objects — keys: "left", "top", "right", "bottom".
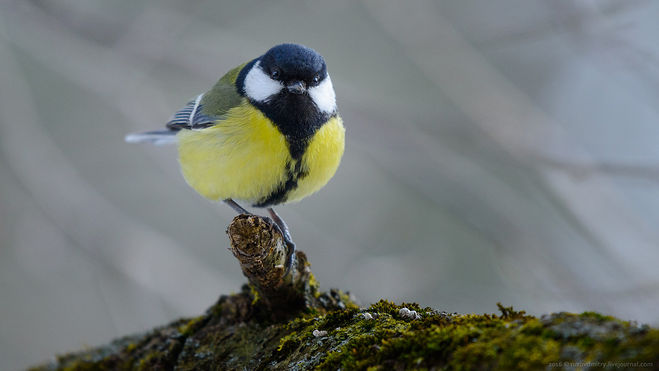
[{"left": 30, "top": 215, "right": 659, "bottom": 370}]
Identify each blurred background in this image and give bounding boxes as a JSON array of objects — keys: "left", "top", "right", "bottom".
[{"left": 2, "top": 0, "right": 659, "bottom": 368}]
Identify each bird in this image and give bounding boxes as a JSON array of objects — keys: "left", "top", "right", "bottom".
[{"left": 126, "top": 43, "right": 345, "bottom": 272}]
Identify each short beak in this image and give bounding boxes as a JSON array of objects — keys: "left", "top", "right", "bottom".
[{"left": 286, "top": 80, "right": 306, "bottom": 94}]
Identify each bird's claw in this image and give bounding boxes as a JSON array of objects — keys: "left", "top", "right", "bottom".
[
  {"left": 267, "top": 217, "right": 296, "bottom": 277},
  {"left": 283, "top": 240, "right": 296, "bottom": 277}
]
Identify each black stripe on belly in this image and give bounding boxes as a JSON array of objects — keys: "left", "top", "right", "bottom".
[{"left": 253, "top": 160, "right": 308, "bottom": 207}]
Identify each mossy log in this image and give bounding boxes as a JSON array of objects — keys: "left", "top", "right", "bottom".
[{"left": 32, "top": 215, "right": 659, "bottom": 370}]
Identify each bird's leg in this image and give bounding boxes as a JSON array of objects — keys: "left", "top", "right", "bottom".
[
  {"left": 267, "top": 208, "right": 296, "bottom": 275},
  {"left": 223, "top": 198, "right": 251, "bottom": 214}
]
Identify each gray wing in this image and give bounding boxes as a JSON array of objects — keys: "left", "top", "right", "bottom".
[
  {"left": 166, "top": 93, "right": 217, "bottom": 131},
  {"left": 125, "top": 93, "right": 219, "bottom": 145}
]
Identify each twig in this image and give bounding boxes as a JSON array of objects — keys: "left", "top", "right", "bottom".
[{"left": 227, "top": 214, "right": 314, "bottom": 317}]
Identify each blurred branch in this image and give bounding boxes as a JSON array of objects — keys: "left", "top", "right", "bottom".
[
  {"left": 476, "top": 0, "right": 650, "bottom": 49},
  {"left": 363, "top": 0, "right": 659, "bottom": 293},
  {"left": 0, "top": 27, "right": 230, "bottom": 313},
  {"left": 533, "top": 155, "right": 659, "bottom": 183}
]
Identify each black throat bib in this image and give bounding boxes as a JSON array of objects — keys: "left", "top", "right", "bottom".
[{"left": 251, "top": 92, "right": 331, "bottom": 160}]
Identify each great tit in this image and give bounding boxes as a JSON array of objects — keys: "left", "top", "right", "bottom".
[{"left": 126, "top": 43, "right": 345, "bottom": 271}]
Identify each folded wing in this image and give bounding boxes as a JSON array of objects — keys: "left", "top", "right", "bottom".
[
  {"left": 165, "top": 93, "right": 216, "bottom": 131},
  {"left": 125, "top": 93, "right": 217, "bottom": 145}
]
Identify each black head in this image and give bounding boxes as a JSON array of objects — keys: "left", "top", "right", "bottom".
[
  {"left": 237, "top": 43, "right": 332, "bottom": 99},
  {"left": 259, "top": 43, "right": 327, "bottom": 93}
]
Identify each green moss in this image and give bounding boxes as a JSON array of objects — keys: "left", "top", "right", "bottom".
[
  {"left": 277, "top": 331, "right": 301, "bottom": 352},
  {"left": 30, "top": 292, "right": 659, "bottom": 371},
  {"left": 136, "top": 351, "right": 167, "bottom": 371},
  {"left": 367, "top": 299, "right": 399, "bottom": 315},
  {"left": 579, "top": 311, "right": 616, "bottom": 322},
  {"left": 496, "top": 302, "right": 529, "bottom": 320},
  {"left": 307, "top": 272, "right": 320, "bottom": 297},
  {"left": 123, "top": 343, "right": 137, "bottom": 353},
  {"left": 310, "top": 302, "right": 659, "bottom": 370},
  {"left": 248, "top": 284, "right": 261, "bottom": 305},
  {"left": 177, "top": 315, "right": 206, "bottom": 336}
]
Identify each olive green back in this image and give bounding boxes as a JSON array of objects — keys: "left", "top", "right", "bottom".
[{"left": 200, "top": 63, "right": 246, "bottom": 118}]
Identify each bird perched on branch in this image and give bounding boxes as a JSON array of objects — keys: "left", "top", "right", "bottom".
[{"left": 126, "top": 43, "right": 345, "bottom": 272}]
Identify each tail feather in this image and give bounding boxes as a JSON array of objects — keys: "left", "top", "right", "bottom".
[{"left": 125, "top": 130, "right": 177, "bottom": 145}]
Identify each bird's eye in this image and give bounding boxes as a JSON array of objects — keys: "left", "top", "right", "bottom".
[
  {"left": 312, "top": 75, "right": 320, "bottom": 84},
  {"left": 270, "top": 68, "right": 281, "bottom": 80}
]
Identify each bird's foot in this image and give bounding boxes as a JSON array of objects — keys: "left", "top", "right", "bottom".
[
  {"left": 283, "top": 239, "right": 296, "bottom": 277},
  {"left": 266, "top": 218, "right": 296, "bottom": 277},
  {"left": 266, "top": 208, "right": 296, "bottom": 277}
]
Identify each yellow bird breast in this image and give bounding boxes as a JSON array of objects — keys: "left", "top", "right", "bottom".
[{"left": 176, "top": 100, "right": 345, "bottom": 206}]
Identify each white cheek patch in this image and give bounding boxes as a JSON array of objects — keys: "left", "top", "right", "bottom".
[
  {"left": 244, "top": 61, "right": 283, "bottom": 102},
  {"left": 308, "top": 75, "right": 337, "bottom": 114}
]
